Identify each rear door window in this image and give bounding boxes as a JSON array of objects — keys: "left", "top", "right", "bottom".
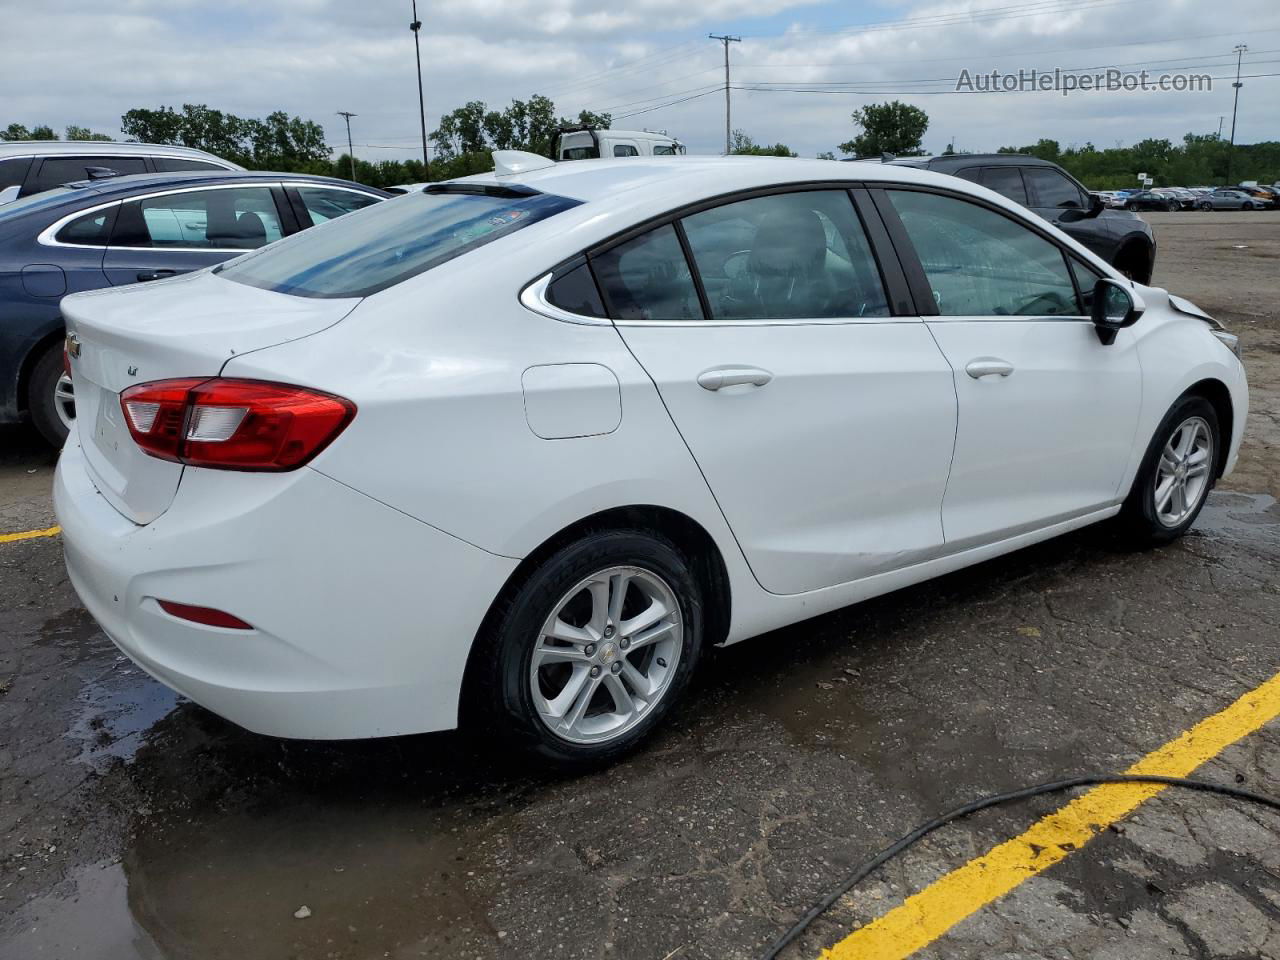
[
  {"left": 220, "top": 187, "right": 581, "bottom": 298},
  {"left": 29, "top": 156, "right": 147, "bottom": 194},
  {"left": 55, "top": 205, "right": 117, "bottom": 246},
  {"left": 151, "top": 157, "right": 229, "bottom": 173},
  {"left": 979, "top": 167, "right": 1028, "bottom": 205},
  {"left": 113, "top": 186, "right": 284, "bottom": 249},
  {"left": 591, "top": 224, "right": 702, "bottom": 321},
  {"left": 680, "top": 190, "right": 889, "bottom": 320}
]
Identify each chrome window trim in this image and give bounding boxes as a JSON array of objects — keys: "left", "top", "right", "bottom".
[
  {"left": 519, "top": 272, "right": 612, "bottom": 326},
  {"left": 1, "top": 150, "right": 237, "bottom": 168},
  {"left": 38, "top": 181, "right": 289, "bottom": 252}
]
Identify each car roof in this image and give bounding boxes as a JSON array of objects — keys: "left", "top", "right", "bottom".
[
  {"left": 0, "top": 140, "right": 242, "bottom": 166},
  {"left": 908, "top": 153, "right": 1063, "bottom": 170},
  {"left": 51, "top": 169, "right": 389, "bottom": 200}
]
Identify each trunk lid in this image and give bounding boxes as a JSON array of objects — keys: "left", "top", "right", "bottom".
[{"left": 62, "top": 270, "right": 358, "bottom": 524}]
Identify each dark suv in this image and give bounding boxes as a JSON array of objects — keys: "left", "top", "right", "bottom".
[{"left": 886, "top": 154, "right": 1155, "bottom": 283}]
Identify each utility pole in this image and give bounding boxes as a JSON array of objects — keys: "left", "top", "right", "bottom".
[
  {"left": 336, "top": 111, "right": 357, "bottom": 181},
  {"left": 1226, "top": 44, "right": 1247, "bottom": 185},
  {"left": 709, "top": 34, "right": 740, "bottom": 155},
  {"left": 410, "top": 0, "right": 430, "bottom": 178},
  {"left": 1217, "top": 115, "right": 1224, "bottom": 138}
]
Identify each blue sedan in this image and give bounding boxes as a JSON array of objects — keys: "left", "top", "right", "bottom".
[{"left": 0, "top": 170, "right": 389, "bottom": 444}]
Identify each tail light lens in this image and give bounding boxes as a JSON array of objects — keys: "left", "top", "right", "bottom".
[{"left": 120, "top": 378, "right": 355, "bottom": 471}]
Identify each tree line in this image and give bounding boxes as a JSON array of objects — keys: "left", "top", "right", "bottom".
[{"left": 4, "top": 98, "right": 1275, "bottom": 189}]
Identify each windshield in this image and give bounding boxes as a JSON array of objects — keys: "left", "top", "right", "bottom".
[{"left": 219, "top": 187, "right": 581, "bottom": 298}]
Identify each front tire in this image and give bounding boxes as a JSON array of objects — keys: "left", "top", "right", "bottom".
[
  {"left": 1120, "top": 396, "right": 1219, "bottom": 545},
  {"left": 28, "top": 344, "right": 69, "bottom": 447},
  {"left": 466, "top": 529, "right": 704, "bottom": 767}
]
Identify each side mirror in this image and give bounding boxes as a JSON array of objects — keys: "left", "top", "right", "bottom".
[
  {"left": 1091, "top": 278, "right": 1144, "bottom": 345},
  {"left": 1088, "top": 193, "right": 1106, "bottom": 216}
]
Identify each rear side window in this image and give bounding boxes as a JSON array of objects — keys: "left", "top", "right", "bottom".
[
  {"left": 220, "top": 188, "right": 581, "bottom": 298},
  {"left": 0, "top": 157, "right": 32, "bottom": 191},
  {"left": 979, "top": 167, "right": 1028, "bottom": 205},
  {"left": 30, "top": 156, "right": 147, "bottom": 194},
  {"left": 592, "top": 224, "right": 701, "bottom": 321},
  {"left": 613, "top": 144, "right": 639, "bottom": 157},
  {"left": 1024, "top": 167, "right": 1086, "bottom": 209},
  {"left": 546, "top": 262, "right": 607, "bottom": 318},
  {"left": 562, "top": 147, "right": 599, "bottom": 160},
  {"left": 55, "top": 206, "right": 116, "bottom": 246},
  {"left": 151, "top": 157, "right": 228, "bottom": 173}
]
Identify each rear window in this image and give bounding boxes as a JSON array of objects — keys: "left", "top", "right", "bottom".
[{"left": 219, "top": 187, "right": 581, "bottom": 298}]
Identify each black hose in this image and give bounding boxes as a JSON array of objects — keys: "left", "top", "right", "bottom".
[{"left": 759, "top": 774, "right": 1280, "bottom": 960}]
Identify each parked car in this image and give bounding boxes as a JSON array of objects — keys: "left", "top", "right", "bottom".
[
  {"left": 54, "top": 152, "right": 1245, "bottom": 765},
  {"left": 1234, "top": 184, "right": 1278, "bottom": 208},
  {"left": 1153, "top": 187, "right": 1196, "bottom": 210},
  {"left": 0, "top": 141, "right": 242, "bottom": 205},
  {"left": 1199, "top": 189, "right": 1267, "bottom": 210},
  {"left": 1121, "top": 190, "right": 1180, "bottom": 212},
  {"left": 885, "top": 154, "right": 1156, "bottom": 282},
  {"left": 0, "top": 170, "right": 388, "bottom": 444}
]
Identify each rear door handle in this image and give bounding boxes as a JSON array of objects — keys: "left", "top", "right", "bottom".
[
  {"left": 965, "top": 357, "right": 1014, "bottom": 379},
  {"left": 697, "top": 366, "right": 773, "bottom": 391},
  {"left": 137, "top": 269, "right": 177, "bottom": 282}
]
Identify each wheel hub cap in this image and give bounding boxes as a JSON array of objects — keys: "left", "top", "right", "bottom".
[{"left": 1154, "top": 415, "right": 1213, "bottom": 528}]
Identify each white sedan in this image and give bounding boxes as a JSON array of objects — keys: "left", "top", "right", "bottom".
[{"left": 55, "top": 153, "right": 1247, "bottom": 765}]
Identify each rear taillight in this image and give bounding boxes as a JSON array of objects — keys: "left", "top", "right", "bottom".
[{"left": 120, "top": 378, "right": 355, "bottom": 471}]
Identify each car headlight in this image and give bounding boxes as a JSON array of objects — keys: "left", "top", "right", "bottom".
[{"left": 1212, "top": 329, "right": 1242, "bottom": 360}]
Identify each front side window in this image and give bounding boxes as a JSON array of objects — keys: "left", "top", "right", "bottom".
[
  {"left": 979, "top": 166, "right": 1028, "bottom": 205},
  {"left": 681, "top": 190, "right": 889, "bottom": 320},
  {"left": 1069, "top": 257, "right": 1104, "bottom": 312},
  {"left": 294, "top": 186, "right": 381, "bottom": 226},
  {"left": 888, "top": 190, "right": 1080, "bottom": 317},
  {"left": 221, "top": 187, "right": 581, "bottom": 298},
  {"left": 112, "top": 186, "right": 283, "bottom": 249},
  {"left": 31, "top": 156, "right": 147, "bottom": 193},
  {"left": 591, "top": 224, "right": 701, "bottom": 321},
  {"left": 653, "top": 145, "right": 677, "bottom": 156},
  {"left": 1024, "top": 167, "right": 1086, "bottom": 209}
]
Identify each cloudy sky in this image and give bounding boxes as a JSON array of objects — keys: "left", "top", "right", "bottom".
[{"left": 1, "top": 0, "right": 1276, "bottom": 162}]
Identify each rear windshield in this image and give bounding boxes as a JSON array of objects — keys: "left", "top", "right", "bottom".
[{"left": 219, "top": 187, "right": 581, "bottom": 298}]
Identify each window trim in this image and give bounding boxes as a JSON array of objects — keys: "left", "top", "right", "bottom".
[
  {"left": 38, "top": 181, "right": 294, "bottom": 253},
  {"left": 865, "top": 180, "right": 1112, "bottom": 321},
  {"left": 520, "top": 180, "right": 914, "bottom": 328}
]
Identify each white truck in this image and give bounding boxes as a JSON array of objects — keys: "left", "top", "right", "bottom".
[{"left": 554, "top": 127, "right": 685, "bottom": 161}]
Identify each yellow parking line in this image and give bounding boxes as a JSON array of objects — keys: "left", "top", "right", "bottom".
[
  {"left": 0, "top": 525, "right": 61, "bottom": 544},
  {"left": 820, "top": 669, "right": 1280, "bottom": 960}
]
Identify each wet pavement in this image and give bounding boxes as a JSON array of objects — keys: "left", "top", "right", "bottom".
[{"left": 3, "top": 212, "right": 1280, "bottom": 959}]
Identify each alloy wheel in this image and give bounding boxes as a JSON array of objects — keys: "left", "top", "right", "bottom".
[
  {"left": 54, "top": 374, "right": 76, "bottom": 430},
  {"left": 1154, "top": 416, "right": 1213, "bottom": 528},
  {"left": 530, "top": 565, "right": 684, "bottom": 745}
]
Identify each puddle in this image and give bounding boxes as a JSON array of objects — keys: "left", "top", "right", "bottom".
[
  {"left": 1, "top": 862, "right": 164, "bottom": 960},
  {"left": 65, "top": 664, "right": 179, "bottom": 767},
  {"left": 1192, "top": 491, "right": 1280, "bottom": 546}
]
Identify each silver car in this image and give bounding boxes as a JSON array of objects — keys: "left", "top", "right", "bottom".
[{"left": 1199, "top": 189, "right": 1266, "bottom": 210}]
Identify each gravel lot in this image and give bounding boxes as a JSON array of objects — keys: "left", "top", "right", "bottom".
[{"left": 1, "top": 210, "right": 1278, "bottom": 960}]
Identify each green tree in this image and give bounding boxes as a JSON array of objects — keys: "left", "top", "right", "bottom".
[
  {"left": 730, "top": 129, "right": 796, "bottom": 157},
  {"left": 1, "top": 123, "right": 58, "bottom": 141},
  {"left": 65, "top": 125, "right": 114, "bottom": 141},
  {"left": 838, "top": 101, "right": 928, "bottom": 157}
]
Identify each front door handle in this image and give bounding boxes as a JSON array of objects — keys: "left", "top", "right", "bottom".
[
  {"left": 697, "top": 366, "right": 773, "bottom": 391},
  {"left": 137, "top": 269, "right": 177, "bottom": 282},
  {"left": 965, "top": 357, "right": 1015, "bottom": 379}
]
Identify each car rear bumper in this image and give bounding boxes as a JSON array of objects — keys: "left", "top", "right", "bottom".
[{"left": 54, "top": 428, "right": 518, "bottom": 739}]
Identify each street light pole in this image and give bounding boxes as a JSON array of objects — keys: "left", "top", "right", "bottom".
[
  {"left": 709, "top": 34, "right": 740, "bottom": 155},
  {"left": 337, "top": 111, "right": 357, "bottom": 181},
  {"left": 410, "top": 1, "right": 430, "bottom": 179},
  {"left": 1225, "top": 43, "right": 1247, "bottom": 186}
]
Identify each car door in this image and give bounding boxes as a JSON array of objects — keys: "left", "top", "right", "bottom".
[
  {"left": 597, "top": 187, "right": 958, "bottom": 595},
  {"left": 101, "top": 183, "right": 289, "bottom": 286},
  {"left": 876, "top": 187, "right": 1141, "bottom": 547}
]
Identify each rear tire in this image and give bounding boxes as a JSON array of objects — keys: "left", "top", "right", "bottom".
[
  {"left": 1119, "top": 395, "right": 1219, "bottom": 546},
  {"left": 465, "top": 529, "right": 704, "bottom": 768},
  {"left": 28, "top": 344, "right": 68, "bottom": 448},
  {"left": 1199, "top": 201, "right": 1212, "bottom": 211}
]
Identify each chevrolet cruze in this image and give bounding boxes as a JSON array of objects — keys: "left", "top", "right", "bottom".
[{"left": 54, "top": 154, "right": 1247, "bottom": 765}]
